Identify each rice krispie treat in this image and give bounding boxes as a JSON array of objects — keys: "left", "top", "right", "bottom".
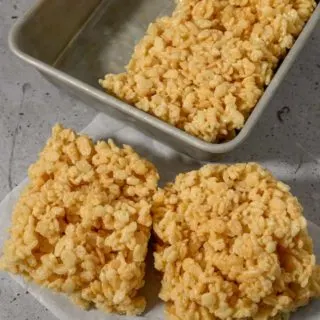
[
  {"left": 152, "top": 163, "right": 320, "bottom": 320},
  {"left": 100, "top": 0, "right": 316, "bottom": 142},
  {"left": 0, "top": 125, "right": 159, "bottom": 315}
]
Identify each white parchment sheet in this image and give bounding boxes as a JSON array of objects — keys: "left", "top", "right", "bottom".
[{"left": 0, "top": 113, "right": 319, "bottom": 320}]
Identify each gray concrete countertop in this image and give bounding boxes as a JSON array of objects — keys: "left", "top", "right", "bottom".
[
  {"left": 0, "top": 1, "right": 319, "bottom": 320},
  {"left": 0, "top": 1, "right": 95, "bottom": 319}
]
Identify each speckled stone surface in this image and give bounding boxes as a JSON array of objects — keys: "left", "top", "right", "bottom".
[
  {"left": 0, "top": 0, "right": 319, "bottom": 319},
  {"left": 0, "top": 1, "right": 95, "bottom": 319}
]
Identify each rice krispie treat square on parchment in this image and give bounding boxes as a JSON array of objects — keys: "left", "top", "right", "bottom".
[
  {"left": 152, "top": 163, "right": 320, "bottom": 320},
  {"left": 0, "top": 124, "right": 159, "bottom": 316}
]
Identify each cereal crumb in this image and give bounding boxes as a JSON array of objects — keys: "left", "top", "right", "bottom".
[
  {"left": 152, "top": 163, "right": 320, "bottom": 320},
  {"left": 100, "top": 0, "right": 316, "bottom": 142},
  {"left": 0, "top": 124, "right": 159, "bottom": 315}
]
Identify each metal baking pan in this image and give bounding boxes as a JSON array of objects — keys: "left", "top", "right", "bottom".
[{"left": 9, "top": 0, "right": 320, "bottom": 160}]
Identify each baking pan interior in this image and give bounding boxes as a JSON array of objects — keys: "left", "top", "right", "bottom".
[
  {"left": 11, "top": 0, "right": 320, "bottom": 159},
  {"left": 54, "top": 0, "right": 176, "bottom": 88}
]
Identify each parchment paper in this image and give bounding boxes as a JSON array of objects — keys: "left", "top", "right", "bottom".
[{"left": 0, "top": 113, "right": 319, "bottom": 320}]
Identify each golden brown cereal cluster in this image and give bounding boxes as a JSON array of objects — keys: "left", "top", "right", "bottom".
[
  {"left": 152, "top": 163, "right": 320, "bottom": 320},
  {"left": 100, "top": 0, "right": 316, "bottom": 142},
  {"left": 0, "top": 125, "right": 159, "bottom": 315}
]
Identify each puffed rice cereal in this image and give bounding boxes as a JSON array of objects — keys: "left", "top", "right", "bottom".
[
  {"left": 0, "top": 124, "right": 159, "bottom": 315},
  {"left": 152, "top": 163, "right": 320, "bottom": 319},
  {"left": 100, "top": 0, "right": 316, "bottom": 142}
]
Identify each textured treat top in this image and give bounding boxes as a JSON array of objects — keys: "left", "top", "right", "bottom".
[
  {"left": 0, "top": 124, "right": 159, "bottom": 316},
  {"left": 153, "top": 163, "right": 320, "bottom": 319},
  {"left": 101, "top": 0, "right": 316, "bottom": 142}
]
